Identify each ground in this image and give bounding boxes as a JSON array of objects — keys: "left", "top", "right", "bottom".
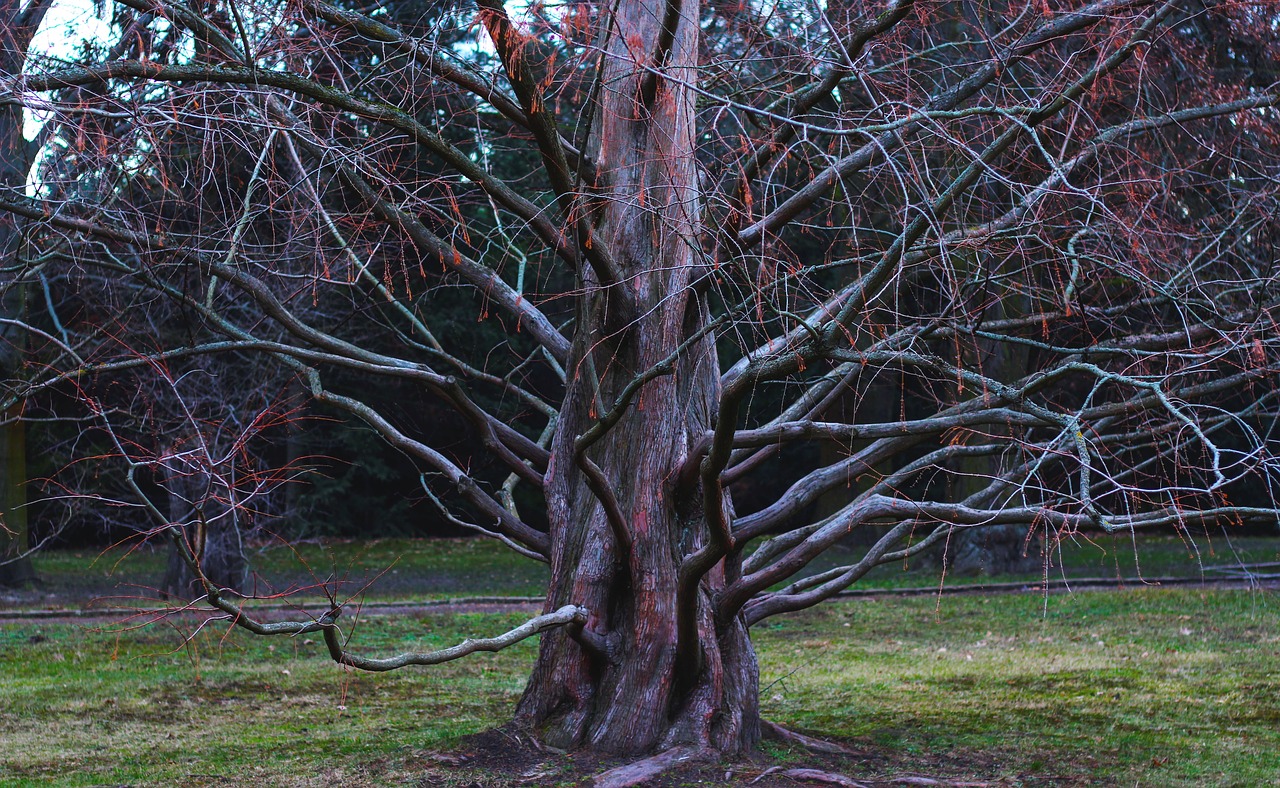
[
  {"left": 1, "top": 535, "right": 1279, "bottom": 786},
  {"left": 403, "top": 725, "right": 1026, "bottom": 787}
]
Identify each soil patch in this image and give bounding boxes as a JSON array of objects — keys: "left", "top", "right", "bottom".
[{"left": 408, "top": 725, "right": 1085, "bottom": 787}]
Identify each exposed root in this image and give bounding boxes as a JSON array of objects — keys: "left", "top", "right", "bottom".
[
  {"left": 761, "top": 719, "right": 857, "bottom": 755},
  {"left": 774, "top": 767, "right": 871, "bottom": 787},
  {"left": 591, "top": 745, "right": 712, "bottom": 788}
]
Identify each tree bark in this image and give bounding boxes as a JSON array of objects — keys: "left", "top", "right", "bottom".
[
  {"left": 513, "top": 0, "right": 760, "bottom": 755},
  {"left": 160, "top": 519, "right": 248, "bottom": 599},
  {"left": 940, "top": 523, "right": 1039, "bottom": 576}
]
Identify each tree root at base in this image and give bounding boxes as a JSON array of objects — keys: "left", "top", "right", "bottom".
[
  {"left": 761, "top": 719, "right": 857, "bottom": 755},
  {"left": 751, "top": 766, "right": 870, "bottom": 786},
  {"left": 590, "top": 745, "right": 713, "bottom": 788}
]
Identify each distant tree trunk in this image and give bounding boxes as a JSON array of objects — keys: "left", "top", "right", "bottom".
[
  {"left": 160, "top": 521, "right": 247, "bottom": 599},
  {"left": 0, "top": 16, "right": 35, "bottom": 587},
  {"left": 278, "top": 379, "right": 307, "bottom": 535},
  {"left": 815, "top": 372, "right": 901, "bottom": 550},
  {"left": 938, "top": 293, "right": 1041, "bottom": 577},
  {"left": 942, "top": 523, "right": 1039, "bottom": 576},
  {"left": 510, "top": 0, "right": 759, "bottom": 754},
  {"left": 159, "top": 460, "right": 246, "bottom": 600},
  {"left": 0, "top": 406, "right": 35, "bottom": 587}
]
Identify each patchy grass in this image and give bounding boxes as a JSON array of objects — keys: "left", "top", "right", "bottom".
[
  {"left": 3, "top": 587, "right": 1279, "bottom": 786},
  {"left": 756, "top": 587, "right": 1280, "bottom": 786},
  {"left": 0, "top": 609, "right": 539, "bottom": 786},
  {"left": 804, "top": 530, "right": 1280, "bottom": 590}
]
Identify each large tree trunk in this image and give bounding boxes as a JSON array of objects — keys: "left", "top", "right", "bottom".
[{"left": 513, "top": 0, "right": 760, "bottom": 755}]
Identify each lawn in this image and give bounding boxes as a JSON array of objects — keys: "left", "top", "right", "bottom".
[
  {"left": 7, "top": 531, "right": 1278, "bottom": 611},
  {"left": 754, "top": 587, "right": 1280, "bottom": 786},
  {"left": 3, "top": 534, "right": 1279, "bottom": 785},
  {"left": 5, "top": 537, "right": 552, "bottom": 611},
  {"left": 3, "top": 581, "right": 1279, "bottom": 786}
]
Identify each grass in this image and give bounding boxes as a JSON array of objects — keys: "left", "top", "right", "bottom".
[
  {"left": 10, "top": 531, "right": 1278, "bottom": 610},
  {"left": 3, "top": 534, "right": 1279, "bottom": 785},
  {"left": 9, "top": 537, "right": 552, "bottom": 609},
  {"left": 0, "top": 610, "right": 538, "bottom": 786},
  {"left": 802, "top": 529, "right": 1280, "bottom": 590},
  {"left": 755, "top": 588, "right": 1280, "bottom": 786},
  {"left": 3, "top": 586, "right": 1280, "bottom": 786}
]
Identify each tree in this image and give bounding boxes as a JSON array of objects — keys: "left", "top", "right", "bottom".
[
  {"left": 2, "top": 0, "right": 1279, "bottom": 763},
  {"left": 0, "top": 0, "right": 56, "bottom": 587}
]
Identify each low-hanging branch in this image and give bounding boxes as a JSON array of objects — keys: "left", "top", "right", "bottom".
[
  {"left": 113, "top": 436, "right": 576, "bottom": 667},
  {"left": 200, "top": 564, "right": 587, "bottom": 671}
]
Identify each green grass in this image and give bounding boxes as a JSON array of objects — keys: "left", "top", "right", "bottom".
[
  {"left": 756, "top": 588, "right": 1280, "bottom": 786},
  {"left": 10, "top": 538, "right": 551, "bottom": 609},
  {"left": 803, "top": 531, "right": 1280, "bottom": 590},
  {"left": 12, "top": 532, "right": 1278, "bottom": 611},
  {"left": 3, "top": 587, "right": 1279, "bottom": 786},
  {"left": 0, "top": 610, "right": 539, "bottom": 786},
  {"left": 5, "top": 535, "right": 1280, "bottom": 784}
]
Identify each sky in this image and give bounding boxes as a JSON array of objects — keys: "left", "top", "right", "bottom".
[
  {"left": 17, "top": 0, "right": 534, "bottom": 139},
  {"left": 22, "top": 0, "right": 110, "bottom": 140}
]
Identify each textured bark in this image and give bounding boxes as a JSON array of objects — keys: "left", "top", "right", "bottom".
[
  {"left": 513, "top": 0, "right": 760, "bottom": 755},
  {"left": 940, "top": 524, "right": 1040, "bottom": 576}
]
